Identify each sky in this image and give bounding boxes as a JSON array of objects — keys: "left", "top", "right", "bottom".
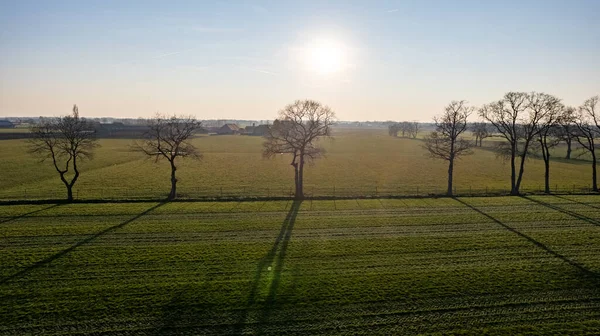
[{"left": 0, "top": 0, "right": 599, "bottom": 121}]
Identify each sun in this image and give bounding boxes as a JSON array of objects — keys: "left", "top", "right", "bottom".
[{"left": 305, "top": 39, "right": 346, "bottom": 75}]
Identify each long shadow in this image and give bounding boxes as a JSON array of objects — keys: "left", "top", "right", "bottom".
[
  {"left": 552, "top": 195, "right": 600, "bottom": 211},
  {"left": 0, "top": 204, "right": 61, "bottom": 224},
  {"left": 522, "top": 196, "right": 600, "bottom": 227},
  {"left": 0, "top": 202, "right": 165, "bottom": 285},
  {"left": 454, "top": 197, "right": 598, "bottom": 278},
  {"left": 234, "top": 200, "right": 301, "bottom": 335}
]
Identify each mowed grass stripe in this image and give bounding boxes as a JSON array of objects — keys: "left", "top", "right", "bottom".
[{"left": 1, "top": 196, "right": 600, "bottom": 335}]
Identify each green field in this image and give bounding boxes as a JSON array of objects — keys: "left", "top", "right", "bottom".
[
  {"left": 1, "top": 195, "right": 600, "bottom": 334},
  {"left": 0, "top": 128, "right": 596, "bottom": 200}
]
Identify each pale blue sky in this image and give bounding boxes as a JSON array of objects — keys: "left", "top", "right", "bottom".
[{"left": 1, "top": 0, "right": 599, "bottom": 120}]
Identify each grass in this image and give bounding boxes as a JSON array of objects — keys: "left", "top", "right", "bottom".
[
  {"left": 1, "top": 195, "right": 600, "bottom": 334},
  {"left": 0, "top": 128, "right": 597, "bottom": 200}
]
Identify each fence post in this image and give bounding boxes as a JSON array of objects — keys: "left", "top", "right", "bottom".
[
  {"left": 375, "top": 186, "right": 378, "bottom": 197},
  {"left": 486, "top": 186, "right": 488, "bottom": 194},
  {"left": 220, "top": 187, "right": 223, "bottom": 197},
  {"left": 333, "top": 185, "right": 336, "bottom": 198},
  {"left": 267, "top": 187, "right": 270, "bottom": 198},
  {"left": 416, "top": 186, "right": 419, "bottom": 195}
]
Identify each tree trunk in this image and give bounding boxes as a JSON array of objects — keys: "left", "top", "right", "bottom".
[
  {"left": 565, "top": 139, "right": 572, "bottom": 160},
  {"left": 514, "top": 140, "right": 531, "bottom": 196},
  {"left": 540, "top": 137, "right": 550, "bottom": 194},
  {"left": 169, "top": 161, "right": 177, "bottom": 200},
  {"left": 70, "top": 156, "right": 80, "bottom": 201},
  {"left": 510, "top": 144, "right": 517, "bottom": 195},
  {"left": 544, "top": 158, "right": 550, "bottom": 194},
  {"left": 59, "top": 172, "right": 73, "bottom": 202},
  {"left": 447, "top": 158, "right": 454, "bottom": 196},
  {"left": 592, "top": 151, "right": 598, "bottom": 192},
  {"left": 296, "top": 156, "right": 305, "bottom": 199},
  {"left": 514, "top": 154, "right": 527, "bottom": 196},
  {"left": 67, "top": 185, "right": 73, "bottom": 202}
]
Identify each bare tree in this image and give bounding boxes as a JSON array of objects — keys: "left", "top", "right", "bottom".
[
  {"left": 388, "top": 123, "right": 400, "bottom": 137},
  {"left": 531, "top": 94, "right": 562, "bottom": 193},
  {"left": 572, "top": 96, "right": 599, "bottom": 192},
  {"left": 263, "top": 100, "right": 335, "bottom": 199},
  {"left": 28, "top": 105, "right": 98, "bottom": 202},
  {"left": 471, "top": 122, "right": 490, "bottom": 147},
  {"left": 136, "top": 114, "right": 202, "bottom": 200},
  {"left": 423, "top": 101, "right": 474, "bottom": 196},
  {"left": 556, "top": 107, "right": 577, "bottom": 159},
  {"left": 408, "top": 121, "right": 420, "bottom": 139},
  {"left": 480, "top": 92, "right": 553, "bottom": 195}
]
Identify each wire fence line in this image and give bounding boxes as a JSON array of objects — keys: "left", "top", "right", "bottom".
[{"left": 0, "top": 184, "right": 597, "bottom": 201}]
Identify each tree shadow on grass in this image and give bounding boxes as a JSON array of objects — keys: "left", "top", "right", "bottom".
[
  {"left": 551, "top": 194, "right": 600, "bottom": 211},
  {"left": 233, "top": 200, "right": 302, "bottom": 335},
  {"left": 521, "top": 196, "right": 600, "bottom": 227},
  {"left": 0, "top": 204, "right": 61, "bottom": 225},
  {"left": 0, "top": 202, "right": 166, "bottom": 285},
  {"left": 454, "top": 197, "right": 598, "bottom": 279}
]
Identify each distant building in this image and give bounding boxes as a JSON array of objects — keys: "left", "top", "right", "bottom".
[
  {"left": 217, "top": 124, "right": 240, "bottom": 135},
  {"left": 242, "top": 123, "right": 269, "bottom": 136},
  {"left": 251, "top": 124, "right": 270, "bottom": 136},
  {"left": 0, "top": 120, "right": 15, "bottom": 128}
]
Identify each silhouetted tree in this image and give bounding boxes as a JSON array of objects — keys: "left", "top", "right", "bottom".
[
  {"left": 423, "top": 100, "right": 473, "bottom": 196},
  {"left": 572, "top": 96, "right": 599, "bottom": 192},
  {"left": 388, "top": 123, "right": 400, "bottom": 137},
  {"left": 557, "top": 107, "right": 577, "bottom": 159},
  {"left": 136, "top": 114, "right": 202, "bottom": 200},
  {"left": 471, "top": 122, "right": 490, "bottom": 146},
  {"left": 28, "top": 105, "right": 98, "bottom": 202},
  {"left": 531, "top": 93, "right": 562, "bottom": 193},
  {"left": 263, "top": 100, "right": 335, "bottom": 199},
  {"left": 408, "top": 121, "right": 420, "bottom": 139},
  {"left": 480, "top": 92, "right": 554, "bottom": 195}
]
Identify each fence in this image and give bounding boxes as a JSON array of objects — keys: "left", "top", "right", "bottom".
[{"left": 0, "top": 184, "right": 597, "bottom": 202}]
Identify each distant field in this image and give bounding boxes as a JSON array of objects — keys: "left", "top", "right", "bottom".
[
  {"left": 0, "top": 128, "right": 596, "bottom": 200},
  {"left": 0, "top": 128, "right": 30, "bottom": 133},
  {"left": 1, "top": 195, "right": 600, "bottom": 334}
]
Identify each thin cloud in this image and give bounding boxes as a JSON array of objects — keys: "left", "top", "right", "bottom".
[
  {"left": 386, "top": 9, "right": 399, "bottom": 13},
  {"left": 243, "top": 67, "right": 278, "bottom": 76},
  {"left": 192, "top": 26, "right": 242, "bottom": 33},
  {"left": 152, "top": 51, "right": 183, "bottom": 59}
]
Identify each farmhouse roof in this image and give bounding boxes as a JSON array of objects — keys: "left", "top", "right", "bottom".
[{"left": 220, "top": 124, "right": 240, "bottom": 131}]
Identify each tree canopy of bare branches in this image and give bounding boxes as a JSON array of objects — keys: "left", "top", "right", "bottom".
[
  {"left": 531, "top": 94, "right": 563, "bottom": 193},
  {"left": 136, "top": 114, "right": 202, "bottom": 200},
  {"left": 28, "top": 105, "right": 98, "bottom": 202},
  {"left": 471, "top": 122, "right": 490, "bottom": 147},
  {"left": 389, "top": 121, "right": 420, "bottom": 138},
  {"left": 479, "top": 92, "right": 557, "bottom": 195},
  {"left": 556, "top": 107, "right": 577, "bottom": 160},
  {"left": 263, "top": 100, "right": 335, "bottom": 199},
  {"left": 572, "top": 96, "right": 599, "bottom": 191},
  {"left": 423, "top": 100, "right": 474, "bottom": 196}
]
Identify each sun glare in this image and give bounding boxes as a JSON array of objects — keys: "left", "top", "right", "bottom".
[{"left": 305, "top": 39, "right": 346, "bottom": 75}]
